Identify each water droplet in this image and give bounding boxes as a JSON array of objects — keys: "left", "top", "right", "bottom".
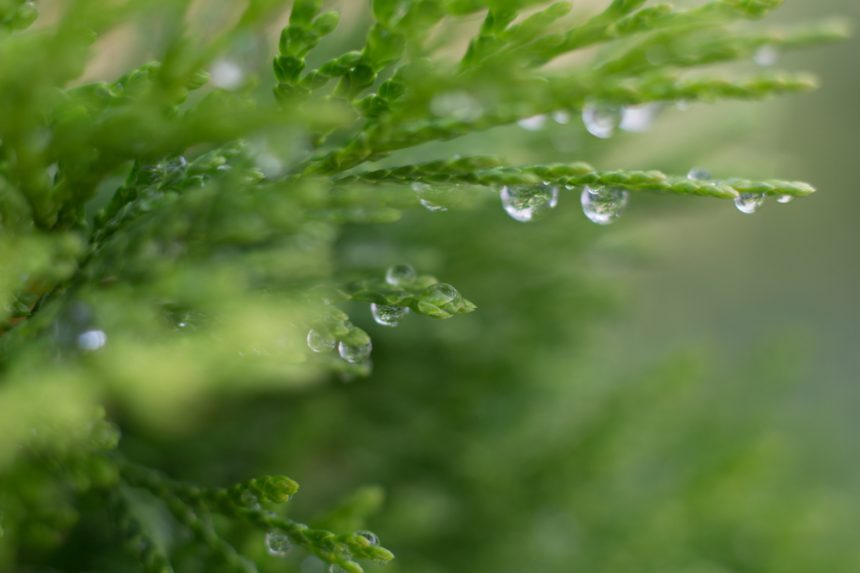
[
  {"left": 580, "top": 186, "right": 629, "bottom": 225},
  {"left": 385, "top": 264, "right": 416, "bottom": 286},
  {"left": 582, "top": 102, "right": 621, "bottom": 139},
  {"left": 356, "top": 530, "right": 380, "bottom": 546},
  {"left": 734, "top": 193, "right": 766, "bottom": 214},
  {"left": 552, "top": 110, "right": 571, "bottom": 125},
  {"left": 620, "top": 104, "right": 659, "bottom": 133},
  {"left": 265, "top": 529, "right": 292, "bottom": 557},
  {"left": 687, "top": 168, "right": 712, "bottom": 181},
  {"left": 422, "top": 283, "right": 461, "bottom": 305},
  {"left": 211, "top": 59, "right": 244, "bottom": 90},
  {"left": 328, "top": 566, "right": 347, "bottom": 573},
  {"left": 777, "top": 194, "right": 794, "bottom": 204},
  {"left": 240, "top": 490, "right": 261, "bottom": 510},
  {"left": 500, "top": 183, "right": 559, "bottom": 223},
  {"left": 412, "top": 182, "right": 448, "bottom": 212},
  {"left": 307, "top": 329, "right": 336, "bottom": 353},
  {"left": 371, "top": 304, "right": 409, "bottom": 327},
  {"left": 754, "top": 45, "right": 779, "bottom": 67},
  {"left": 338, "top": 338, "right": 372, "bottom": 364},
  {"left": 77, "top": 330, "right": 107, "bottom": 351},
  {"left": 517, "top": 115, "right": 547, "bottom": 131},
  {"left": 430, "top": 91, "right": 483, "bottom": 122}
]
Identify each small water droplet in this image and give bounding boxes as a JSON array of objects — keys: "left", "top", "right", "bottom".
[
  {"left": 777, "top": 194, "right": 794, "bottom": 204},
  {"left": 580, "top": 186, "right": 629, "bottom": 225},
  {"left": 356, "top": 530, "right": 380, "bottom": 546},
  {"left": 754, "top": 45, "right": 779, "bottom": 67},
  {"left": 265, "top": 529, "right": 292, "bottom": 557},
  {"left": 500, "top": 183, "right": 559, "bottom": 223},
  {"left": 338, "top": 338, "right": 372, "bottom": 364},
  {"left": 582, "top": 102, "right": 621, "bottom": 139},
  {"left": 687, "top": 168, "right": 712, "bottom": 181},
  {"left": 307, "top": 329, "right": 336, "bottom": 353},
  {"left": 328, "top": 566, "right": 347, "bottom": 573},
  {"left": 211, "top": 59, "right": 244, "bottom": 90},
  {"left": 734, "top": 193, "right": 766, "bottom": 214},
  {"left": 517, "top": 115, "right": 547, "bottom": 131},
  {"left": 385, "top": 264, "right": 416, "bottom": 286},
  {"left": 371, "top": 304, "right": 409, "bottom": 327},
  {"left": 620, "top": 104, "right": 659, "bottom": 133},
  {"left": 552, "top": 110, "right": 571, "bottom": 125},
  {"left": 240, "top": 490, "right": 261, "bottom": 510},
  {"left": 77, "top": 330, "right": 107, "bottom": 351}
]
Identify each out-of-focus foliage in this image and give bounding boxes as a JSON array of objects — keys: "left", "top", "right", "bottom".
[{"left": 0, "top": 0, "right": 852, "bottom": 572}]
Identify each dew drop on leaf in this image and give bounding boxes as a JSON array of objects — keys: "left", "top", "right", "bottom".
[
  {"left": 734, "top": 193, "right": 766, "bottom": 214},
  {"left": 687, "top": 168, "right": 712, "bottom": 181},
  {"left": 385, "top": 264, "right": 416, "bottom": 286},
  {"left": 422, "top": 283, "right": 461, "bottom": 306},
  {"left": 338, "top": 338, "right": 372, "bottom": 364},
  {"left": 307, "top": 329, "right": 336, "bottom": 353},
  {"left": 777, "top": 194, "right": 794, "bottom": 204},
  {"left": 77, "top": 330, "right": 107, "bottom": 352},
  {"left": 582, "top": 102, "right": 621, "bottom": 139},
  {"left": 500, "top": 183, "right": 559, "bottom": 223},
  {"left": 356, "top": 530, "right": 380, "bottom": 546},
  {"left": 265, "top": 529, "right": 292, "bottom": 557},
  {"left": 371, "top": 304, "right": 409, "bottom": 327},
  {"left": 580, "top": 186, "right": 629, "bottom": 225}
]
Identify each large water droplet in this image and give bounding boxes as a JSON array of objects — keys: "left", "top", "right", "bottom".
[
  {"left": 307, "top": 329, "right": 336, "bottom": 353},
  {"left": 385, "top": 264, "right": 416, "bottom": 286},
  {"left": 422, "top": 283, "right": 461, "bottom": 306},
  {"left": 77, "top": 329, "right": 107, "bottom": 351},
  {"left": 371, "top": 304, "right": 409, "bottom": 327},
  {"left": 754, "top": 45, "right": 779, "bottom": 67},
  {"left": 338, "top": 338, "right": 372, "bottom": 364},
  {"left": 687, "top": 168, "right": 712, "bottom": 181},
  {"left": 580, "top": 186, "right": 629, "bottom": 225},
  {"left": 210, "top": 59, "right": 244, "bottom": 90},
  {"left": 734, "top": 193, "right": 766, "bottom": 214},
  {"left": 777, "top": 194, "right": 794, "bottom": 204},
  {"left": 620, "top": 104, "right": 659, "bottom": 133},
  {"left": 582, "top": 102, "right": 621, "bottom": 139},
  {"left": 500, "top": 183, "right": 559, "bottom": 222},
  {"left": 266, "top": 529, "right": 292, "bottom": 557},
  {"left": 517, "top": 115, "right": 547, "bottom": 131},
  {"left": 356, "top": 530, "right": 380, "bottom": 546}
]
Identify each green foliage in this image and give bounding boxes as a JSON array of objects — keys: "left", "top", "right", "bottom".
[{"left": 0, "top": 1, "right": 850, "bottom": 572}]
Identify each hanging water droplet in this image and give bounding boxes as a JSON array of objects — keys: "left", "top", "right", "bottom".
[
  {"left": 371, "top": 304, "right": 409, "bottom": 327},
  {"left": 580, "top": 186, "right": 629, "bottom": 225},
  {"left": 517, "top": 115, "right": 547, "bottom": 131},
  {"left": 620, "top": 104, "right": 659, "bottom": 133},
  {"left": 777, "top": 194, "right": 794, "bottom": 204},
  {"left": 734, "top": 193, "right": 766, "bottom": 214},
  {"left": 500, "top": 183, "right": 559, "bottom": 223},
  {"left": 582, "top": 102, "right": 621, "bottom": 139},
  {"left": 385, "top": 264, "right": 416, "bottom": 286},
  {"left": 552, "top": 110, "right": 571, "bottom": 125},
  {"left": 265, "top": 529, "right": 292, "bottom": 557},
  {"left": 77, "top": 329, "right": 107, "bottom": 351},
  {"left": 754, "top": 45, "right": 779, "bottom": 67},
  {"left": 356, "top": 530, "right": 380, "bottom": 546},
  {"left": 307, "top": 329, "right": 336, "bottom": 353},
  {"left": 687, "top": 168, "right": 712, "bottom": 181},
  {"left": 412, "top": 182, "right": 448, "bottom": 212},
  {"left": 210, "top": 59, "right": 244, "bottom": 90},
  {"left": 338, "top": 337, "right": 372, "bottom": 364}
]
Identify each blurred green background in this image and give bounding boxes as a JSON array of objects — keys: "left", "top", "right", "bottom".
[{"left": 50, "top": 1, "right": 860, "bottom": 572}]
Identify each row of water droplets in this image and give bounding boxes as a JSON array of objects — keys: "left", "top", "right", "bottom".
[
  {"left": 265, "top": 528, "right": 379, "bottom": 559},
  {"left": 687, "top": 168, "right": 795, "bottom": 214},
  {"left": 499, "top": 182, "right": 629, "bottom": 226}
]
